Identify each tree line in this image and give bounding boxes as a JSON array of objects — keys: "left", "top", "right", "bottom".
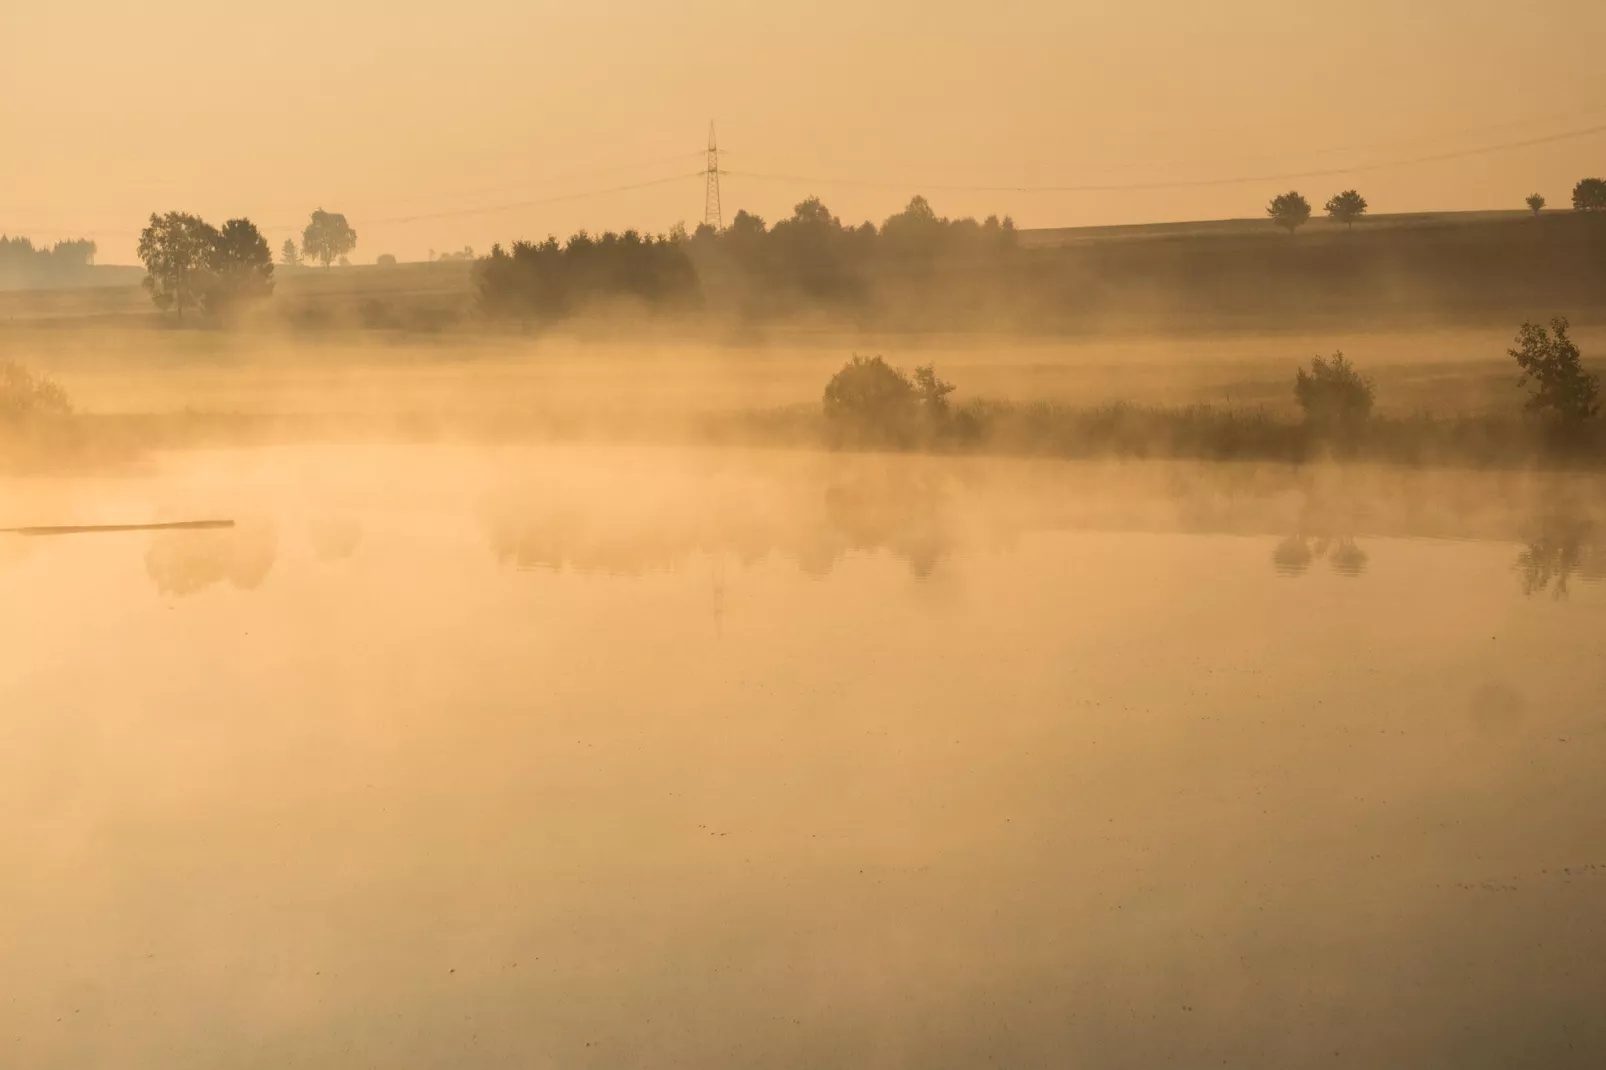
[
  {"left": 476, "top": 194, "right": 1020, "bottom": 325},
  {"left": 1267, "top": 177, "right": 1606, "bottom": 233},
  {"left": 0, "top": 236, "right": 98, "bottom": 287}
]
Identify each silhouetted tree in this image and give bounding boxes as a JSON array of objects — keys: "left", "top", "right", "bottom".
[
  {"left": 204, "top": 218, "right": 274, "bottom": 314},
  {"left": 1294, "top": 351, "right": 1374, "bottom": 428},
  {"left": 881, "top": 194, "right": 949, "bottom": 258},
  {"left": 138, "top": 211, "right": 219, "bottom": 322},
  {"left": 1526, "top": 193, "right": 1546, "bottom": 217},
  {"left": 1573, "top": 178, "right": 1606, "bottom": 211},
  {"left": 280, "top": 238, "right": 301, "bottom": 267},
  {"left": 302, "top": 209, "right": 357, "bottom": 269},
  {"left": 376, "top": 253, "right": 397, "bottom": 267},
  {"left": 1267, "top": 192, "right": 1312, "bottom": 234},
  {"left": 1510, "top": 317, "right": 1600, "bottom": 423},
  {"left": 1324, "top": 190, "right": 1368, "bottom": 229}
]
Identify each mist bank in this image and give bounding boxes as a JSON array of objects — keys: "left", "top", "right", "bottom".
[
  {"left": 7, "top": 210, "right": 1605, "bottom": 335},
  {"left": 11, "top": 398, "right": 1606, "bottom": 480}
]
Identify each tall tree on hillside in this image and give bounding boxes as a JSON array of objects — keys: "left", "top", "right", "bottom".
[
  {"left": 205, "top": 219, "right": 275, "bottom": 314},
  {"left": 1573, "top": 178, "right": 1606, "bottom": 211},
  {"left": 301, "top": 209, "right": 357, "bottom": 269},
  {"left": 1526, "top": 193, "right": 1547, "bottom": 217},
  {"left": 281, "top": 238, "right": 302, "bottom": 267},
  {"left": 1324, "top": 190, "right": 1368, "bottom": 229},
  {"left": 138, "top": 211, "right": 219, "bottom": 322},
  {"left": 1267, "top": 191, "right": 1312, "bottom": 234}
]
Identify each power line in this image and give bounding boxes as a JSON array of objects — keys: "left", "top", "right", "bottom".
[
  {"left": 365, "top": 172, "right": 703, "bottom": 225},
  {"left": 722, "top": 121, "right": 1606, "bottom": 195},
  {"left": 3, "top": 172, "right": 705, "bottom": 236},
  {"left": 274, "top": 151, "right": 708, "bottom": 214},
  {"left": 719, "top": 104, "right": 1606, "bottom": 177}
]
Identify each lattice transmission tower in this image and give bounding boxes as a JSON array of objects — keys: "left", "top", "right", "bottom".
[{"left": 703, "top": 121, "right": 723, "bottom": 230}]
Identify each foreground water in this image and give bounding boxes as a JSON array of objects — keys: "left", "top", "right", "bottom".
[{"left": 3, "top": 445, "right": 1604, "bottom": 1069}]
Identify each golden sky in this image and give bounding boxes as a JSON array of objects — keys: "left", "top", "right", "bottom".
[{"left": 3, "top": 0, "right": 1604, "bottom": 263}]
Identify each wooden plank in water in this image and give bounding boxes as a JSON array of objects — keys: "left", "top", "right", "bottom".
[{"left": 0, "top": 520, "right": 235, "bottom": 537}]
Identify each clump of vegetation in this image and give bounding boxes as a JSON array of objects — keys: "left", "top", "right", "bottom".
[
  {"left": 1526, "top": 193, "right": 1546, "bottom": 216},
  {"left": 1294, "top": 352, "right": 1374, "bottom": 429},
  {"left": 821, "top": 355, "right": 954, "bottom": 448},
  {"left": 0, "top": 361, "right": 72, "bottom": 421},
  {"left": 1324, "top": 190, "right": 1368, "bottom": 229},
  {"left": 1510, "top": 317, "right": 1600, "bottom": 423},
  {"left": 1267, "top": 191, "right": 1312, "bottom": 234}
]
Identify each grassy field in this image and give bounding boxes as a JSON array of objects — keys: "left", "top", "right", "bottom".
[{"left": 4, "top": 322, "right": 1595, "bottom": 419}]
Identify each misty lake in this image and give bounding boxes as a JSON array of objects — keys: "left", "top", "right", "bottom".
[{"left": 3, "top": 444, "right": 1604, "bottom": 1069}]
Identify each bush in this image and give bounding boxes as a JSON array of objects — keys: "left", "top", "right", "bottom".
[
  {"left": 0, "top": 361, "right": 72, "bottom": 421},
  {"left": 1294, "top": 352, "right": 1374, "bottom": 428},
  {"left": 1510, "top": 317, "right": 1600, "bottom": 423},
  {"left": 822, "top": 355, "right": 953, "bottom": 447}
]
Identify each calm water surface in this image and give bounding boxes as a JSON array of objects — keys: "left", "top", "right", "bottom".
[{"left": 3, "top": 445, "right": 1604, "bottom": 1069}]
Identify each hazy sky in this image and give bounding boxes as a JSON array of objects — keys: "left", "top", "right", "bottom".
[{"left": 4, "top": 0, "right": 1604, "bottom": 263}]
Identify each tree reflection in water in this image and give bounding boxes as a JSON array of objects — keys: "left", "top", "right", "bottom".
[
  {"left": 1516, "top": 508, "right": 1604, "bottom": 599},
  {"left": 145, "top": 519, "right": 277, "bottom": 596},
  {"left": 484, "top": 457, "right": 960, "bottom": 580}
]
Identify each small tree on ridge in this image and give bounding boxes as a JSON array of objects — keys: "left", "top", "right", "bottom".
[
  {"left": 1325, "top": 190, "right": 1368, "bottom": 229},
  {"left": 1573, "top": 178, "right": 1606, "bottom": 212},
  {"left": 1267, "top": 191, "right": 1312, "bottom": 234},
  {"left": 302, "top": 209, "right": 357, "bottom": 269},
  {"left": 1526, "top": 193, "right": 1546, "bottom": 217}
]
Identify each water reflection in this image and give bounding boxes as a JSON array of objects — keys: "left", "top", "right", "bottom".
[
  {"left": 1271, "top": 534, "right": 1369, "bottom": 578},
  {"left": 485, "top": 460, "right": 962, "bottom": 579},
  {"left": 145, "top": 519, "right": 277, "bottom": 596},
  {"left": 1268, "top": 472, "right": 1371, "bottom": 578},
  {"left": 1515, "top": 507, "right": 1605, "bottom": 599}
]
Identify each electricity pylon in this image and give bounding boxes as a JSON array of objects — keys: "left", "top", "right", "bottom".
[{"left": 703, "top": 121, "right": 723, "bottom": 231}]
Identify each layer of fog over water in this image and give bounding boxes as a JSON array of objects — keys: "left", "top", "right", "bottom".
[{"left": 3, "top": 443, "right": 1604, "bottom": 1068}]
